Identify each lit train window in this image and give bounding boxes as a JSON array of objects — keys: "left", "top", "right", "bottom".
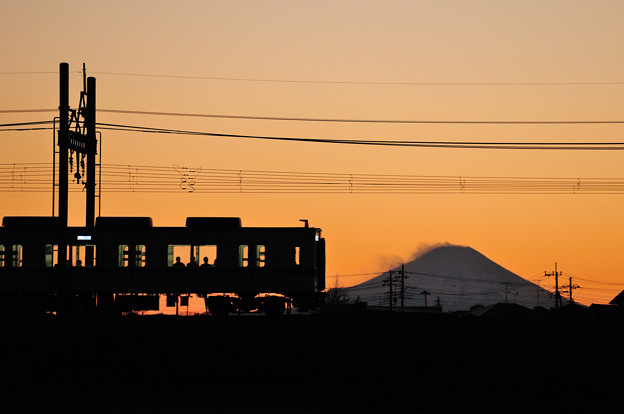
[
  {"left": 134, "top": 245, "right": 146, "bottom": 267},
  {"left": 45, "top": 244, "right": 57, "bottom": 267},
  {"left": 11, "top": 245, "right": 22, "bottom": 267},
  {"left": 70, "top": 245, "right": 96, "bottom": 267},
  {"left": 239, "top": 245, "right": 249, "bottom": 267},
  {"left": 84, "top": 245, "right": 96, "bottom": 267},
  {"left": 118, "top": 245, "right": 145, "bottom": 267},
  {"left": 168, "top": 245, "right": 191, "bottom": 266},
  {"left": 118, "top": 245, "right": 129, "bottom": 267},
  {"left": 196, "top": 245, "right": 217, "bottom": 267},
  {"left": 167, "top": 245, "right": 178, "bottom": 266},
  {"left": 0, "top": 245, "right": 20, "bottom": 267},
  {"left": 256, "top": 245, "right": 266, "bottom": 267},
  {"left": 44, "top": 245, "right": 96, "bottom": 267},
  {"left": 167, "top": 245, "right": 217, "bottom": 267}
]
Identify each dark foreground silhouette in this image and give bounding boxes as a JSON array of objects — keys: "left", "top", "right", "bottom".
[{"left": 0, "top": 310, "right": 621, "bottom": 413}]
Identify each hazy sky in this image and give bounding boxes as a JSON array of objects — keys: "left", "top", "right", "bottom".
[{"left": 2, "top": 1, "right": 624, "bottom": 305}]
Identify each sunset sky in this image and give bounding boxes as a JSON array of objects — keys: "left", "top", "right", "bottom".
[{"left": 2, "top": 1, "right": 624, "bottom": 306}]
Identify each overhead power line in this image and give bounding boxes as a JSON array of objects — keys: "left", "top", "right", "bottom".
[
  {"left": 0, "top": 71, "right": 64, "bottom": 75},
  {"left": 3, "top": 162, "right": 624, "bottom": 194},
  {"left": 88, "top": 71, "right": 624, "bottom": 86},
  {"left": 0, "top": 109, "right": 57, "bottom": 114},
  {"left": 97, "top": 109, "right": 624, "bottom": 125},
  {"left": 97, "top": 122, "right": 624, "bottom": 150},
  {"left": 4, "top": 119, "right": 624, "bottom": 150},
  {"left": 3, "top": 119, "right": 624, "bottom": 150},
  {"left": 0, "top": 120, "right": 54, "bottom": 132},
  {"left": 3, "top": 70, "right": 624, "bottom": 86},
  {"left": 5, "top": 108, "right": 624, "bottom": 125},
  {"left": 0, "top": 120, "right": 54, "bottom": 127}
]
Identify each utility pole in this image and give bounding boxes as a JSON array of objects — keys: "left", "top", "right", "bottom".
[
  {"left": 421, "top": 290, "right": 431, "bottom": 307},
  {"left": 545, "top": 263, "right": 563, "bottom": 308},
  {"left": 562, "top": 276, "right": 580, "bottom": 303},
  {"left": 56, "top": 62, "right": 99, "bottom": 310},
  {"left": 388, "top": 270, "right": 393, "bottom": 312},
  {"left": 399, "top": 263, "right": 406, "bottom": 312},
  {"left": 382, "top": 270, "right": 394, "bottom": 312},
  {"left": 57, "top": 62, "right": 70, "bottom": 309},
  {"left": 85, "top": 74, "right": 97, "bottom": 266},
  {"left": 382, "top": 267, "right": 405, "bottom": 312},
  {"left": 85, "top": 75, "right": 96, "bottom": 228}
]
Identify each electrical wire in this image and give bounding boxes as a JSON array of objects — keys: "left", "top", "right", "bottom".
[
  {"left": 5, "top": 109, "right": 624, "bottom": 125},
  {"left": 0, "top": 120, "right": 54, "bottom": 127},
  {"left": 87, "top": 71, "right": 624, "bottom": 86},
  {"left": 4, "top": 69, "right": 624, "bottom": 86},
  {"left": 4, "top": 162, "right": 624, "bottom": 194},
  {"left": 0, "top": 110, "right": 57, "bottom": 114},
  {"left": 5, "top": 117, "right": 624, "bottom": 150},
  {"left": 0, "top": 71, "right": 65, "bottom": 75},
  {"left": 96, "top": 109, "right": 624, "bottom": 125},
  {"left": 97, "top": 122, "right": 624, "bottom": 150}
]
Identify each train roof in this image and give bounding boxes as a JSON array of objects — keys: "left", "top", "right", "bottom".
[
  {"left": 2, "top": 216, "right": 320, "bottom": 231},
  {"left": 2, "top": 216, "right": 60, "bottom": 228},
  {"left": 95, "top": 216, "right": 153, "bottom": 229},
  {"left": 185, "top": 217, "right": 241, "bottom": 229}
]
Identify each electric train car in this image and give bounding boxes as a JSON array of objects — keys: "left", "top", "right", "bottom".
[{"left": 0, "top": 216, "right": 326, "bottom": 315}]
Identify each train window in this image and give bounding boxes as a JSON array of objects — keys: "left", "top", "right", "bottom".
[
  {"left": 167, "top": 245, "right": 217, "bottom": 267},
  {"left": 0, "top": 245, "right": 23, "bottom": 267},
  {"left": 45, "top": 244, "right": 57, "bottom": 267},
  {"left": 256, "top": 245, "right": 266, "bottom": 268},
  {"left": 167, "top": 245, "right": 176, "bottom": 266},
  {"left": 70, "top": 245, "right": 96, "bottom": 267},
  {"left": 84, "top": 245, "right": 96, "bottom": 267},
  {"left": 196, "top": 245, "right": 217, "bottom": 267},
  {"left": 294, "top": 246, "right": 301, "bottom": 266},
  {"left": 168, "top": 245, "right": 191, "bottom": 266},
  {"left": 134, "top": 245, "right": 146, "bottom": 267},
  {"left": 118, "top": 245, "right": 145, "bottom": 267},
  {"left": 118, "top": 245, "right": 130, "bottom": 267},
  {"left": 45, "top": 245, "right": 96, "bottom": 267},
  {"left": 239, "top": 245, "right": 249, "bottom": 267},
  {"left": 8, "top": 245, "right": 23, "bottom": 267}
]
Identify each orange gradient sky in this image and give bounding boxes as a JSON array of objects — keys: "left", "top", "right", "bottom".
[{"left": 2, "top": 1, "right": 624, "bottom": 306}]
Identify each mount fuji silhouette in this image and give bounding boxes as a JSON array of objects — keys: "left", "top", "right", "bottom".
[{"left": 348, "top": 245, "right": 563, "bottom": 312}]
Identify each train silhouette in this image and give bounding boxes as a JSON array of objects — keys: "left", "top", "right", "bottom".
[{"left": 0, "top": 216, "right": 326, "bottom": 315}]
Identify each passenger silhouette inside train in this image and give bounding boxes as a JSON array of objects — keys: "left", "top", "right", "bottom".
[
  {"left": 173, "top": 256, "right": 185, "bottom": 267},
  {"left": 200, "top": 256, "right": 211, "bottom": 267},
  {"left": 187, "top": 256, "right": 198, "bottom": 267}
]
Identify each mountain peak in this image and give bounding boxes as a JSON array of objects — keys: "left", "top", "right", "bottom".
[
  {"left": 416, "top": 244, "right": 481, "bottom": 261},
  {"left": 351, "top": 245, "right": 559, "bottom": 312}
]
